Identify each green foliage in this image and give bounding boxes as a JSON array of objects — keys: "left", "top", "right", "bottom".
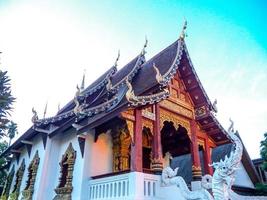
[
  {"left": 6, "top": 121, "right": 17, "bottom": 146},
  {"left": 0, "top": 69, "right": 16, "bottom": 189},
  {"left": 0, "top": 70, "right": 15, "bottom": 139},
  {"left": 0, "top": 141, "right": 8, "bottom": 185},
  {"left": 260, "top": 132, "right": 267, "bottom": 171},
  {"left": 256, "top": 183, "right": 267, "bottom": 196}
]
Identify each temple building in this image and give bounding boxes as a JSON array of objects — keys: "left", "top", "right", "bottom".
[{"left": 0, "top": 23, "right": 262, "bottom": 200}]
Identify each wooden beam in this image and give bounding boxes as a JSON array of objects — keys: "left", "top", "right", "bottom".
[
  {"left": 21, "top": 140, "right": 33, "bottom": 145},
  {"left": 201, "top": 122, "right": 217, "bottom": 130},
  {"left": 186, "top": 84, "right": 198, "bottom": 92},
  {"left": 11, "top": 149, "right": 22, "bottom": 153},
  {"left": 72, "top": 123, "right": 83, "bottom": 131},
  {"left": 34, "top": 125, "right": 58, "bottom": 134},
  {"left": 207, "top": 129, "right": 221, "bottom": 136}
]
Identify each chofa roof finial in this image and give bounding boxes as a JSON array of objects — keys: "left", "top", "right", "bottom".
[
  {"left": 228, "top": 118, "right": 234, "bottom": 134},
  {"left": 179, "top": 19, "right": 187, "bottom": 40},
  {"left": 32, "top": 107, "right": 38, "bottom": 123},
  {"left": 57, "top": 102, "right": 61, "bottom": 113},
  {"left": 43, "top": 101, "right": 48, "bottom": 118},
  {"left": 80, "top": 69, "right": 86, "bottom": 91},
  {"left": 114, "top": 50, "right": 120, "bottom": 67},
  {"left": 141, "top": 36, "right": 148, "bottom": 55},
  {"left": 153, "top": 63, "right": 164, "bottom": 84}
]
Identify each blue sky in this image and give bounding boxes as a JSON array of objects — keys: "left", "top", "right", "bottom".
[{"left": 0, "top": 0, "right": 266, "bottom": 158}]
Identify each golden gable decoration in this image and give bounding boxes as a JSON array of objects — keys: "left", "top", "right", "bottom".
[
  {"left": 21, "top": 151, "right": 40, "bottom": 200},
  {"left": 53, "top": 143, "right": 77, "bottom": 200},
  {"left": 9, "top": 159, "right": 26, "bottom": 200}
]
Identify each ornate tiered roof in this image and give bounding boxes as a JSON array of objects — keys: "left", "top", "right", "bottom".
[{"left": 2, "top": 29, "right": 230, "bottom": 156}]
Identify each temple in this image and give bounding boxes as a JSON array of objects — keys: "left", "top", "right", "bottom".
[{"left": 0, "top": 23, "right": 262, "bottom": 200}]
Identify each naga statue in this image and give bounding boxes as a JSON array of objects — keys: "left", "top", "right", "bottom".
[
  {"left": 210, "top": 118, "right": 243, "bottom": 200},
  {"left": 161, "top": 167, "right": 213, "bottom": 200},
  {"left": 210, "top": 119, "right": 267, "bottom": 200},
  {"left": 161, "top": 119, "right": 267, "bottom": 200}
]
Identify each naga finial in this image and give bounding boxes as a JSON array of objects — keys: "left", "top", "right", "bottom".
[
  {"left": 114, "top": 50, "right": 120, "bottom": 67},
  {"left": 153, "top": 63, "right": 164, "bottom": 84},
  {"left": 80, "top": 70, "right": 86, "bottom": 91},
  {"left": 106, "top": 76, "right": 113, "bottom": 91},
  {"left": 75, "top": 85, "right": 81, "bottom": 98},
  {"left": 31, "top": 107, "right": 38, "bottom": 123},
  {"left": 125, "top": 77, "right": 138, "bottom": 102},
  {"left": 212, "top": 99, "right": 218, "bottom": 113},
  {"left": 43, "top": 101, "right": 48, "bottom": 118},
  {"left": 57, "top": 103, "right": 61, "bottom": 113},
  {"left": 73, "top": 85, "right": 83, "bottom": 116},
  {"left": 228, "top": 118, "right": 234, "bottom": 134},
  {"left": 179, "top": 19, "right": 187, "bottom": 40},
  {"left": 141, "top": 36, "right": 148, "bottom": 55}
]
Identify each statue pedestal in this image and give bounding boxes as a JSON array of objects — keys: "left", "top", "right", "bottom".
[{"left": 191, "top": 181, "right": 202, "bottom": 191}]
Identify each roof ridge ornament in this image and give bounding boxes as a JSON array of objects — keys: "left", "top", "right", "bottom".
[
  {"left": 31, "top": 107, "right": 38, "bottom": 123},
  {"left": 125, "top": 76, "right": 169, "bottom": 106},
  {"left": 179, "top": 19, "right": 187, "bottom": 40},
  {"left": 141, "top": 36, "right": 148, "bottom": 56},
  {"left": 153, "top": 63, "right": 164, "bottom": 84},
  {"left": 106, "top": 76, "right": 113, "bottom": 92},
  {"left": 125, "top": 78, "right": 138, "bottom": 102},
  {"left": 43, "top": 101, "right": 48, "bottom": 118},
  {"left": 228, "top": 118, "right": 234, "bottom": 134},
  {"left": 80, "top": 70, "right": 86, "bottom": 91},
  {"left": 114, "top": 50, "right": 120, "bottom": 67},
  {"left": 73, "top": 85, "right": 85, "bottom": 117},
  {"left": 57, "top": 103, "right": 61, "bottom": 113}
]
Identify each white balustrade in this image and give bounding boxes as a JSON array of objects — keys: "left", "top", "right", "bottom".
[{"left": 89, "top": 172, "right": 161, "bottom": 200}]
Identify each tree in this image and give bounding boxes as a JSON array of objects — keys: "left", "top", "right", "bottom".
[
  {"left": 6, "top": 121, "right": 17, "bottom": 147},
  {"left": 255, "top": 132, "right": 267, "bottom": 195},
  {"left": 0, "top": 141, "right": 8, "bottom": 185},
  {"left": 260, "top": 132, "right": 267, "bottom": 171},
  {"left": 0, "top": 69, "right": 17, "bottom": 191},
  {"left": 0, "top": 70, "right": 15, "bottom": 138}
]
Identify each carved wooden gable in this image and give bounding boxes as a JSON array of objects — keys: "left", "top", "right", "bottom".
[
  {"left": 53, "top": 143, "right": 76, "bottom": 200},
  {"left": 9, "top": 159, "right": 25, "bottom": 200},
  {"left": 21, "top": 151, "right": 40, "bottom": 200}
]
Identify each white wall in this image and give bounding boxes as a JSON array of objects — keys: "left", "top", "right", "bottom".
[
  {"left": 234, "top": 162, "right": 255, "bottom": 189},
  {"left": 6, "top": 127, "right": 114, "bottom": 200},
  {"left": 89, "top": 132, "right": 113, "bottom": 177},
  {"left": 6, "top": 133, "right": 45, "bottom": 199},
  {"left": 80, "top": 130, "right": 113, "bottom": 200},
  {"left": 19, "top": 135, "right": 46, "bottom": 200},
  {"left": 9, "top": 148, "right": 29, "bottom": 196},
  {"left": 37, "top": 130, "right": 84, "bottom": 200}
]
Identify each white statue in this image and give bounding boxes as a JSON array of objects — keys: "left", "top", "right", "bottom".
[
  {"left": 161, "top": 118, "right": 267, "bottom": 200},
  {"left": 210, "top": 119, "right": 267, "bottom": 200},
  {"left": 161, "top": 167, "right": 213, "bottom": 200}
]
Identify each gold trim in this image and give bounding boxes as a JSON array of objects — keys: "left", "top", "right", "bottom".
[
  {"left": 9, "top": 160, "right": 25, "bottom": 200},
  {"left": 53, "top": 143, "right": 76, "bottom": 200},
  {"left": 160, "top": 109, "right": 191, "bottom": 134},
  {"left": 22, "top": 151, "right": 40, "bottom": 200},
  {"left": 160, "top": 99, "right": 193, "bottom": 119}
]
